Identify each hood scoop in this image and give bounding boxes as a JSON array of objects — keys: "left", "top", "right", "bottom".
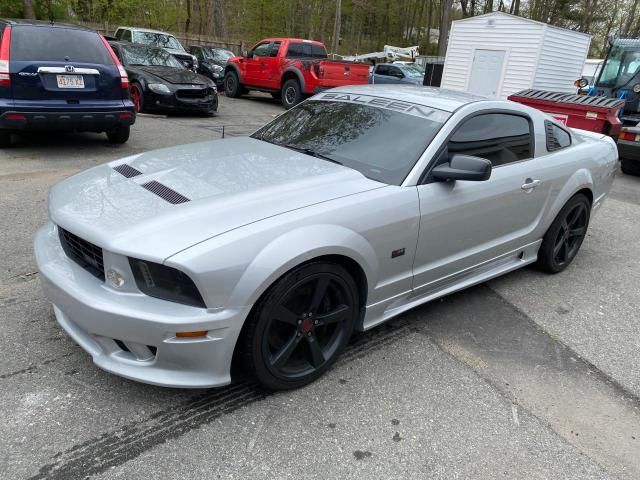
[
  {"left": 113, "top": 163, "right": 142, "bottom": 178},
  {"left": 140, "top": 180, "right": 190, "bottom": 205}
]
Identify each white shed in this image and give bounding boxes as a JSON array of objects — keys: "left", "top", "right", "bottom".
[{"left": 441, "top": 12, "right": 591, "bottom": 99}]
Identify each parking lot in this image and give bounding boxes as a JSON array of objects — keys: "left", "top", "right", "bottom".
[{"left": 1, "top": 94, "right": 639, "bottom": 479}]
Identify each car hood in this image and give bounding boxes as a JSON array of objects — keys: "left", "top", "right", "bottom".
[
  {"left": 134, "top": 66, "right": 209, "bottom": 85},
  {"left": 48, "top": 137, "right": 384, "bottom": 261}
]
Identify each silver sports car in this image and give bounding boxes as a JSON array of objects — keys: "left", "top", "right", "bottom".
[{"left": 34, "top": 85, "right": 618, "bottom": 390}]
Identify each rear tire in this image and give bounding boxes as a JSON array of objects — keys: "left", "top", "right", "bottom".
[
  {"left": 224, "top": 71, "right": 242, "bottom": 98},
  {"left": 536, "top": 194, "right": 590, "bottom": 273},
  {"left": 0, "top": 129, "right": 11, "bottom": 148},
  {"left": 241, "top": 262, "right": 359, "bottom": 390},
  {"left": 281, "top": 79, "right": 303, "bottom": 109},
  {"left": 106, "top": 125, "right": 130, "bottom": 144},
  {"left": 621, "top": 158, "right": 640, "bottom": 176}
]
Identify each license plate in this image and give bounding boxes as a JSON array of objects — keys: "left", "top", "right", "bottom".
[{"left": 56, "top": 75, "right": 85, "bottom": 89}]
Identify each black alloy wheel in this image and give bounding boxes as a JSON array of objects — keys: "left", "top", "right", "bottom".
[
  {"left": 242, "top": 262, "right": 359, "bottom": 390},
  {"left": 537, "top": 194, "right": 590, "bottom": 273},
  {"left": 281, "top": 79, "right": 302, "bottom": 109}
]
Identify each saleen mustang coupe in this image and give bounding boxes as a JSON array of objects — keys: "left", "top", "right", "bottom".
[{"left": 34, "top": 85, "right": 618, "bottom": 390}]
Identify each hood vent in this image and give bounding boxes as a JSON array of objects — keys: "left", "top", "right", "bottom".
[
  {"left": 141, "top": 180, "right": 190, "bottom": 204},
  {"left": 113, "top": 163, "right": 143, "bottom": 178}
]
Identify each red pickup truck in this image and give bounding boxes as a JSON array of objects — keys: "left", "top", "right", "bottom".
[{"left": 224, "top": 38, "right": 370, "bottom": 109}]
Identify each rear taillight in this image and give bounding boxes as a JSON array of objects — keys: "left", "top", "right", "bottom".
[
  {"left": 99, "top": 34, "right": 129, "bottom": 88},
  {"left": 0, "top": 25, "right": 11, "bottom": 87},
  {"left": 619, "top": 131, "right": 639, "bottom": 142}
]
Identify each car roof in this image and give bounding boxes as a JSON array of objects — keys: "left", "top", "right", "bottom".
[
  {"left": 327, "top": 85, "right": 489, "bottom": 113},
  {"left": 1, "top": 18, "right": 94, "bottom": 31},
  {"left": 116, "top": 26, "right": 175, "bottom": 35}
]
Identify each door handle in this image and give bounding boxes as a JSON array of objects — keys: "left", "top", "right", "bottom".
[{"left": 521, "top": 178, "right": 541, "bottom": 191}]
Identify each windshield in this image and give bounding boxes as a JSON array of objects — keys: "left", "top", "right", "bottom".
[
  {"left": 205, "top": 48, "right": 234, "bottom": 62},
  {"left": 122, "top": 45, "right": 185, "bottom": 68},
  {"left": 597, "top": 45, "right": 640, "bottom": 88},
  {"left": 133, "top": 32, "right": 184, "bottom": 51},
  {"left": 252, "top": 95, "right": 449, "bottom": 185},
  {"left": 401, "top": 65, "right": 425, "bottom": 78}
]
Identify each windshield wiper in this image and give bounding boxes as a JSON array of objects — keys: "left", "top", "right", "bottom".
[{"left": 261, "top": 138, "right": 343, "bottom": 165}]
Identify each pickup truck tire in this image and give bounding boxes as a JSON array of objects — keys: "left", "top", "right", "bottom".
[
  {"left": 621, "top": 158, "right": 640, "bottom": 176},
  {"left": 224, "top": 71, "right": 243, "bottom": 98},
  {"left": 281, "top": 79, "right": 303, "bottom": 109}
]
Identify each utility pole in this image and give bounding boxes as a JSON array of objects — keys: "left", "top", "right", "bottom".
[{"left": 332, "top": 0, "right": 342, "bottom": 55}]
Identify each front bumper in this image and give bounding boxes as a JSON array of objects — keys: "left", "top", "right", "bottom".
[
  {"left": 0, "top": 109, "right": 136, "bottom": 132},
  {"left": 148, "top": 91, "right": 218, "bottom": 114},
  {"left": 34, "top": 222, "right": 249, "bottom": 388}
]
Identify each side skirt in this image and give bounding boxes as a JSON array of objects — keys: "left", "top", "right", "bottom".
[{"left": 361, "top": 240, "right": 541, "bottom": 331}]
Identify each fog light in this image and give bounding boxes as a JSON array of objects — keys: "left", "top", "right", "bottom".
[
  {"left": 176, "top": 331, "right": 208, "bottom": 338},
  {"left": 106, "top": 268, "right": 126, "bottom": 288}
]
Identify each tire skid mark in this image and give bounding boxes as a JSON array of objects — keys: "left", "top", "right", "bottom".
[
  {"left": 30, "top": 319, "right": 413, "bottom": 479},
  {"left": 0, "top": 352, "right": 74, "bottom": 380}
]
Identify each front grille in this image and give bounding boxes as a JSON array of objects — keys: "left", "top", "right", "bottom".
[
  {"left": 176, "top": 88, "right": 211, "bottom": 100},
  {"left": 58, "top": 228, "right": 105, "bottom": 280}
]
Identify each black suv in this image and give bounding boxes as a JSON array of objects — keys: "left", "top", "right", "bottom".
[{"left": 0, "top": 19, "right": 136, "bottom": 147}]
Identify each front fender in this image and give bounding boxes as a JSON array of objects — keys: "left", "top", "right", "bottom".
[
  {"left": 228, "top": 224, "right": 377, "bottom": 308},
  {"left": 225, "top": 62, "right": 242, "bottom": 82}
]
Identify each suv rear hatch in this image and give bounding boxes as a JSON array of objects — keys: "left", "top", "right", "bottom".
[{"left": 9, "top": 25, "right": 126, "bottom": 110}]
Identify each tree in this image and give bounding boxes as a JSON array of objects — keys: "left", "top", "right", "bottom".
[{"left": 22, "top": 0, "right": 35, "bottom": 19}]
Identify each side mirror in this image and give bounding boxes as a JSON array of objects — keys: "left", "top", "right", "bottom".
[
  {"left": 431, "top": 155, "right": 492, "bottom": 182},
  {"left": 574, "top": 77, "right": 589, "bottom": 88},
  {"left": 243, "top": 50, "right": 253, "bottom": 59}
]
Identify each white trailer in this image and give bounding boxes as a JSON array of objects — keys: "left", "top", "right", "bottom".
[{"left": 441, "top": 12, "right": 591, "bottom": 99}]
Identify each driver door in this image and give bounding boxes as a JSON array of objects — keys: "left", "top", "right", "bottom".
[
  {"left": 412, "top": 112, "right": 551, "bottom": 294},
  {"left": 244, "top": 41, "right": 271, "bottom": 86}
]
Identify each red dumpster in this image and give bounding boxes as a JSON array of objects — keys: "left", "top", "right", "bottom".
[{"left": 508, "top": 89, "right": 625, "bottom": 136}]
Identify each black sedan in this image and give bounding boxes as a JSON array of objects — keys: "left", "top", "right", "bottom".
[
  {"left": 189, "top": 46, "right": 235, "bottom": 89},
  {"left": 109, "top": 41, "right": 218, "bottom": 115}
]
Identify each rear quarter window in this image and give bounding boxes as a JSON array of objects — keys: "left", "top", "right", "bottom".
[
  {"left": 11, "top": 26, "right": 111, "bottom": 64},
  {"left": 545, "top": 120, "right": 572, "bottom": 152}
]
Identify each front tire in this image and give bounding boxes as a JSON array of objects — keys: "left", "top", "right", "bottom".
[
  {"left": 281, "top": 79, "right": 303, "bottom": 109},
  {"left": 106, "top": 124, "right": 130, "bottom": 144},
  {"left": 241, "top": 262, "right": 359, "bottom": 390},
  {"left": 224, "top": 71, "right": 242, "bottom": 98},
  {"left": 536, "top": 194, "right": 590, "bottom": 273}
]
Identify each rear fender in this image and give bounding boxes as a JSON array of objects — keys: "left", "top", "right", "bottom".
[
  {"left": 228, "top": 224, "right": 377, "bottom": 308},
  {"left": 281, "top": 67, "right": 306, "bottom": 93},
  {"left": 544, "top": 168, "right": 593, "bottom": 231}
]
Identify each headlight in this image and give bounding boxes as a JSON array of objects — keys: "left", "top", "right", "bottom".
[
  {"left": 212, "top": 64, "right": 223, "bottom": 73},
  {"left": 129, "top": 258, "right": 206, "bottom": 308},
  {"left": 148, "top": 83, "right": 171, "bottom": 95},
  {"left": 633, "top": 84, "right": 640, "bottom": 94}
]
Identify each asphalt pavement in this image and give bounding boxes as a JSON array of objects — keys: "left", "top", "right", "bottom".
[{"left": 1, "top": 94, "right": 638, "bottom": 479}]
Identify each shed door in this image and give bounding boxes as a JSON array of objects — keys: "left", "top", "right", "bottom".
[{"left": 468, "top": 49, "right": 506, "bottom": 97}]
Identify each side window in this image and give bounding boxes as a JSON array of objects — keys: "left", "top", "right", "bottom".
[
  {"left": 286, "top": 42, "right": 304, "bottom": 58},
  {"left": 270, "top": 41, "right": 281, "bottom": 57},
  {"left": 122, "top": 30, "right": 132, "bottom": 42},
  {"left": 545, "top": 120, "right": 571, "bottom": 152},
  {"left": 389, "top": 66, "right": 404, "bottom": 78},
  {"left": 252, "top": 42, "right": 271, "bottom": 57},
  {"left": 376, "top": 65, "right": 390, "bottom": 76},
  {"left": 448, "top": 113, "right": 532, "bottom": 167},
  {"left": 114, "top": 29, "right": 123, "bottom": 40},
  {"left": 111, "top": 46, "right": 123, "bottom": 62}
]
